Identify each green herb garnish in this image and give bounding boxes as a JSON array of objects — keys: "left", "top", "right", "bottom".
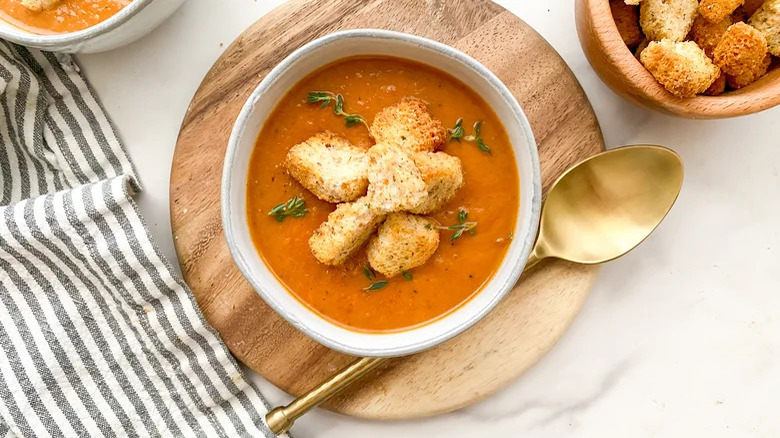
[
  {"left": 268, "top": 195, "right": 309, "bottom": 222},
  {"left": 363, "top": 280, "right": 388, "bottom": 291},
  {"left": 437, "top": 208, "right": 478, "bottom": 241},
  {"left": 363, "top": 265, "right": 377, "bottom": 281},
  {"left": 447, "top": 119, "right": 491, "bottom": 153},
  {"left": 448, "top": 118, "right": 466, "bottom": 142},
  {"left": 402, "top": 270, "right": 413, "bottom": 281},
  {"left": 334, "top": 94, "right": 368, "bottom": 127},
  {"left": 448, "top": 222, "right": 478, "bottom": 241},
  {"left": 307, "top": 91, "right": 369, "bottom": 129},
  {"left": 306, "top": 91, "right": 333, "bottom": 108}
]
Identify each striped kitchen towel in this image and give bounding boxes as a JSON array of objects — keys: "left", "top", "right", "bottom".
[{"left": 0, "top": 41, "right": 284, "bottom": 437}]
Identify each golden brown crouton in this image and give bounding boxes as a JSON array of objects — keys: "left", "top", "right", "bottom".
[
  {"left": 367, "top": 213, "right": 440, "bottom": 278},
  {"left": 640, "top": 0, "right": 699, "bottom": 41},
  {"left": 713, "top": 22, "right": 768, "bottom": 76},
  {"left": 749, "top": 0, "right": 780, "bottom": 56},
  {"left": 744, "top": 0, "right": 766, "bottom": 16},
  {"left": 286, "top": 132, "right": 368, "bottom": 203},
  {"left": 20, "top": 0, "right": 60, "bottom": 11},
  {"left": 408, "top": 152, "right": 464, "bottom": 215},
  {"left": 309, "top": 197, "right": 385, "bottom": 266},
  {"left": 690, "top": 15, "right": 733, "bottom": 57},
  {"left": 366, "top": 143, "right": 427, "bottom": 213},
  {"left": 727, "top": 53, "right": 772, "bottom": 87},
  {"left": 635, "top": 39, "right": 651, "bottom": 60},
  {"left": 611, "top": 0, "right": 644, "bottom": 48},
  {"left": 640, "top": 40, "right": 721, "bottom": 97},
  {"left": 700, "top": 0, "right": 745, "bottom": 22},
  {"left": 703, "top": 71, "right": 728, "bottom": 95},
  {"left": 370, "top": 97, "right": 447, "bottom": 153}
]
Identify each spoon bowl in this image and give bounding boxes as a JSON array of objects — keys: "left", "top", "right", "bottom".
[{"left": 527, "top": 145, "right": 683, "bottom": 268}]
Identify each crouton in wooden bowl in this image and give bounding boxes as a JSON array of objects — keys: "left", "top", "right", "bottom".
[{"left": 576, "top": 0, "right": 780, "bottom": 118}]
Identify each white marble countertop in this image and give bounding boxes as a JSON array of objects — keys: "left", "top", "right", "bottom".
[{"left": 78, "top": 1, "right": 780, "bottom": 436}]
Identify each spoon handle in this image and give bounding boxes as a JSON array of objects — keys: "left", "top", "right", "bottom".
[{"left": 265, "top": 357, "right": 387, "bottom": 435}]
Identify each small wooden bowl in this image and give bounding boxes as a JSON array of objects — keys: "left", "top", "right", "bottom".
[{"left": 575, "top": 0, "right": 780, "bottom": 119}]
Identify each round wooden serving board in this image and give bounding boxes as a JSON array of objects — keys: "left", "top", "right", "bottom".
[{"left": 171, "top": 0, "right": 604, "bottom": 419}]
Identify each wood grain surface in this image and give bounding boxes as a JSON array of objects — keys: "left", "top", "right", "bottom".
[
  {"left": 575, "top": 0, "right": 780, "bottom": 119},
  {"left": 170, "top": 0, "right": 605, "bottom": 419}
]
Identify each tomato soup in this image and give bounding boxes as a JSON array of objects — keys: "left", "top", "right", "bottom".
[
  {"left": 246, "top": 56, "right": 520, "bottom": 332},
  {"left": 0, "top": 0, "right": 130, "bottom": 34}
]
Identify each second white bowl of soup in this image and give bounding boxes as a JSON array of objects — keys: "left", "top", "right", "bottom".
[{"left": 0, "top": 0, "right": 184, "bottom": 53}]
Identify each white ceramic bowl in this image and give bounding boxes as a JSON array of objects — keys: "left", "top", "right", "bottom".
[
  {"left": 0, "top": 0, "right": 184, "bottom": 53},
  {"left": 223, "top": 29, "right": 542, "bottom": 357}
]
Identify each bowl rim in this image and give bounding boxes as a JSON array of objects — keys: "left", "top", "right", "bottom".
[
  {"left": 0, "top": 0, "right": 153, "bottom": 46},
  {"left": 578, "top": 0, "right": 780, "bottom": 118},
  {"left": 222, "top": 28, "right": 542, "bottom": 357}
]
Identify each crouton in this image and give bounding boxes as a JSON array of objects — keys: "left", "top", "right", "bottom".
[
  {"left": 713, "top": 22, "right": 768, "bottom": 76},
  {"left": 700, "top": 0, "right": 745, "bottom": 22},
  {"left": 370, "top": 97, "right": 447, "bottom": 153},
  {"left": 690, "top": 15, "right": 733, "bottom": 57},
  {"left": 408, "top": 152, "right": 464, "bottom": 215},
  {"left": 744, "top": 0, "right": 766, "bottom": 16},
  {"left": 309, "top": 197, "right": 385, "bottom": 266},
  {"left": 611, "top": 0, "right": 644, "bottom": 47},
  {"left": 635, "top": 39, "right": 650, "bottom": 60},
  {"left": 640, "top": 40, "right": 721, "bottom": 97},
  {"left": 367, "top": 213, "right": 440, "bottom": 278},
  {"left": 286, "top": 132, "right": 368, "bottom": 203},
  {"left": 703, "top": 71, "right": 728, "bottom": 95},
  {"left": 20, "top": 0, "right": 60, "bottom": 11},
  {"left": 366, "top": 143, "right": 427, "bottom": 212},
  {"left": 640, "top": 0, "right": 699, "bottom": 41},
  {"left": 749, "top": 0, "right": 780, "bottom": 56},
  {"left": 727, "top": 53, "right": 772, "bottom": 88},
  {"left": 625, "top": 0, "right": 642, "bottom": 5}
]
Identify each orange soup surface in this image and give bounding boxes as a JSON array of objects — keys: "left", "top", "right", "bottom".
[
  {"left": 247, "top": 56, "right": 520, "bottom": 332},
  {"left": 0, "top": 0, "right": 130, "bottom": 34}
]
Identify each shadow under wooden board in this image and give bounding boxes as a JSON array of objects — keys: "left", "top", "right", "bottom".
[{"left": 170, "top": 0, "right": 604, "bottom": 419}]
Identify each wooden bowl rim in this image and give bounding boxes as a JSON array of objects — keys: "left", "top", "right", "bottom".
[{"left": 583, "top": 0, "right": 780, "bottom": 118}]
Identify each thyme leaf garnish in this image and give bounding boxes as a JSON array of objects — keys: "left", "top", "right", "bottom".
[
  {"left": 306, "top": 91, "right": 369, "bottom": 129},
  {"left": 447, "top": 119, "right": 491, "bottom": 153},
  {"left": 436, "top": 208, "right": 478, "bottom": 241},
  {"left": 306, "top": 91, "right": 333, "bottom": 108},
  {"left": 402, "top": 270, "right": 413, "bottom": 281},
  {"left": 448, "top": 223, "right": 477, "bottom": 241},
  {"left": 363, "top": 280, "right": 388, "bottom": 291},
  {"left": 344, "top": 114, "right": 366, "bottom": 127},
  {"left": 363, "top": 265, "right": 377, "bottom": 281},
  {"left": 268, "top": 195, "right": 309, "bottom": 222},
  {"left": 448, "top": 118, "right": 466, "bottom": 142}
]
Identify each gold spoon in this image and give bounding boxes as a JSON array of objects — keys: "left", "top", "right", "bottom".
[{"left": 265, "top": 144, "right": 684, "bottom": 435}]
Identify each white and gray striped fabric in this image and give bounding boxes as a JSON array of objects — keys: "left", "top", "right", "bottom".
[{"left": 0, "top": 41, "right": 283, "bottom": 437}]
